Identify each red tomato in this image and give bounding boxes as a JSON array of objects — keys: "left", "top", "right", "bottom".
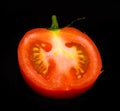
[{"left": 18, "top": 15, "right": 102, "bottom": 99}]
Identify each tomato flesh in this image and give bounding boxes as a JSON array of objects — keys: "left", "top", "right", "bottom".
[{"left": 18, "top": 27, "right": 102, "bottom": 99}]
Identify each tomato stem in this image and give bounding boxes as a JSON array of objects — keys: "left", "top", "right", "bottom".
[
  {"left": 49, "top": 15, "right": 59, "bottom": 30},
  {"left": 66, "top": 17, "right": 85, "bottom": 27}
]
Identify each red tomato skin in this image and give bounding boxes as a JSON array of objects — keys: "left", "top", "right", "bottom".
[
  {"left": 18, "top": 27, "right": 102, "bottom": 99},
  {"left": 19, "top": 67, "right": 93, "bottom": 99}
]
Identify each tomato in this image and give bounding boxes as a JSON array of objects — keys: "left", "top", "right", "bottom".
[{"left": 18, "top": 15, "right": 102, "bottom": 99}]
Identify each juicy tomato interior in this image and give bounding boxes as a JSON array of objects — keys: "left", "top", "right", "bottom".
[{"left": 29, "top": 29, "right": 89, "bottom": 88}]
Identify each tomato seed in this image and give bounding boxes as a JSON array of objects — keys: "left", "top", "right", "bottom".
[{"left": 33, "top": 47, "right": 40, "bottom": 52}]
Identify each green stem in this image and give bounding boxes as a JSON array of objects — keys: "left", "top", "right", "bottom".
[{"left": 49, "top": 15, "right": 59, "bottom": 30}]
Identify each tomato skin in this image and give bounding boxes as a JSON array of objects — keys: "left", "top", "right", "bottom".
[{"left": 18, "top": 26, "right": 102, "bottom": 99}]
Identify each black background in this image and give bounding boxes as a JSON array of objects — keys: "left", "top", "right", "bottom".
[{"left": 1, "top": 0, "right": 120, "bottom": 110}]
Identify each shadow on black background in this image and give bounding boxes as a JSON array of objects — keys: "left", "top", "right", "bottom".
[{"left": 1, "top": 0, "right": 120, "bottom": 110}]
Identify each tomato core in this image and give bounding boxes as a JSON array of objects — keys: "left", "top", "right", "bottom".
[{"left": 30, "top": 33, "right": 89, "bottom": 80}]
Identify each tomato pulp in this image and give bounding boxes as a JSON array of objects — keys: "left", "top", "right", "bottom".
[{"left": 18, "top": 15, "right": 102, "bottom": 99}]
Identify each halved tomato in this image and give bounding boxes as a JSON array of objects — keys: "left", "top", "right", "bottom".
[{"left": 18, "top": 15, "right": 102, "bottom": 99}]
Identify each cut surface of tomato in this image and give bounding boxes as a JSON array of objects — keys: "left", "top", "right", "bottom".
[{"left": 18, "top": 15, "right": 102, "bottom": 99}]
